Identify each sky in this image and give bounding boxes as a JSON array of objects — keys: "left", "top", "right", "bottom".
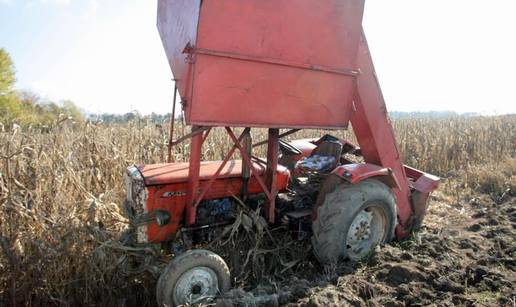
[{"left": 0, "top": 0, "right": 515, "bottom": 115}]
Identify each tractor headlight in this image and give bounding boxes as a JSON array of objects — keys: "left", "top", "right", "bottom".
[{"left": 155, "top": 210, "right": 171, "bottom": 226}]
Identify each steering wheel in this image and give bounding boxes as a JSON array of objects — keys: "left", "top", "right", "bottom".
[{"left": 279, "top": 140, "right": 303, "bottom": 156}]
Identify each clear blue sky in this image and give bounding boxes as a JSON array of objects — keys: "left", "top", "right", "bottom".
[{"left": 1, "top": 0, "right": 515, "bottom": 115}]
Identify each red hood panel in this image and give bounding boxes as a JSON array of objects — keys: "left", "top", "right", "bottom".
[{"left": 138, "top": 160, "right": 289, "bottom": 186}]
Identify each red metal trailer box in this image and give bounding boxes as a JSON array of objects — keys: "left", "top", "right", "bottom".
[{"left": 157, "top": 0, "right": 365, "bottom": 129}]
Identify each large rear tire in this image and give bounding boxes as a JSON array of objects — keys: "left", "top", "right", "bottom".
[
  {"left": 156, "top": 249, "right": 231, "bottom": 307},
  {"left": 312, "top": 178, "right": 397, "bottom": 263}
]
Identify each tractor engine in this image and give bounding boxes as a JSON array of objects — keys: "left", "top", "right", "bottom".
[
  {"left": 123, "top": 161, "right": 291, "bottom": 244},
  {"left": 195, "top": 198, "right": 235, "bottom": 226}
]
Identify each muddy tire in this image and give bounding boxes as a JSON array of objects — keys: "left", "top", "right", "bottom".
[
  {"left": 156, "top": 249, "right": 231, "bottom": 307},
  {"left": 312, "top": 178, "right": 397, "bottom": 263}
]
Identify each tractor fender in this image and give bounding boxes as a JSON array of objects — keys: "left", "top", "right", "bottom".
[{"left": 332, "top": 163, "right": 400, "bottom": 190}]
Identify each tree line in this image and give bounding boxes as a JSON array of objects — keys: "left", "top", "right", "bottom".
[
  {"left": 86, "top": 112, "right": 175, "bottom": 125},
  {"left": 0, "top": 48, "right": 86, "bottom": 129},
  {"left": 0, "top": 48, "right": 180, "bottom": 129}
]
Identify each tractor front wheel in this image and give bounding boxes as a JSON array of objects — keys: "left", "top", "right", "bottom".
[
  {"left": 312, "top": 178, "right": 397, "bottom": 263},
  {"left": 156, "top": 249, "right": 231, "bottom": 307}
]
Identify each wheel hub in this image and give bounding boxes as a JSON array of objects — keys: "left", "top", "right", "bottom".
[
  {"left": 174, "top": 266, "right": 219, "bottom": 305},
  {"left": 346, "top": 209, "right": 375, "bottom": 259},
  {"left": 351, "top": 211, "right": 372, "bottom": 241}
]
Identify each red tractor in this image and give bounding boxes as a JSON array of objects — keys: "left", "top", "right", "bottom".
[{"left": 124, "top": 1, "right": 440, "bottom": 305}]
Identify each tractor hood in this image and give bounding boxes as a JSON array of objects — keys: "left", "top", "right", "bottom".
[{"left": 137, "top": 160, "right": 289, "bottom": 186}]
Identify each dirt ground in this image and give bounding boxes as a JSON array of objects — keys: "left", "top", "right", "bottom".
[
  {"left": 10, "top": 172, "right": 509, "bottom": 307},
  {"left": 211, "top": 189, "right": 516, "bottom": 307}
]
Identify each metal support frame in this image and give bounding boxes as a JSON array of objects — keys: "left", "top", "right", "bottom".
[
  {"left": 265, "top": 129, "right": 279, "bottom": 223},
  {"left": 167, "top": 82, "right": 178, "bottom": 163},
  {"left": 185, "top": 126, "right": 203, "bottom": 225},
  {"left": 192, "top": 47, "right": 360, "bottom": 77},
  {"left": 188, "top": 128, "right": 250, "bottom": 225},
  {"left": 252, "top": 128, "right": 300, "bottom": 148},
  {"left": 241, "top": 128, "right": 252, "bottom": 200},
  {"left": 351, "top": 29, "right": 413, "bottom": 237},
  {"left": 202, "top": 127, "right": 212, "bottom": 143},
  {"left": 225, "top": 128, "right": 272, "bottom": 200},
  {"left": 170, "top": 126, "right": 210, "bottom": 147},
  {"left": 173, "top": 29, "right": 419, "bottom": 237},
  {"left": 184, "top": 127, "right": 280, "bottom": 226}
]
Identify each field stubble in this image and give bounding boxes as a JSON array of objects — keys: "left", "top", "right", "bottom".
[{"left": 0, "top": 115, "right": 515, "bottom": 306}]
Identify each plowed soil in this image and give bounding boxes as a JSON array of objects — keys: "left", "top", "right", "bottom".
[{"left": 216, "top": 191, "right": 516, "bottom": 307}]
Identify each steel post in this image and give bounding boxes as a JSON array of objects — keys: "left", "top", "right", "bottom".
[
  {"left": 167, "top": 82, "right": 178, "bottom": 163},
  {"left": 185, "top": 126, "right": 204, "bottom": 225},
  {"left": 241, "top": 128, "right": 252, "bottom": 200},
  {"left": 265, "top": 128, "right": 279, "bottom": 223}
]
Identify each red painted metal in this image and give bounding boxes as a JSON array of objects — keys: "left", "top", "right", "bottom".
[
  {"left": 167, "top": 83, "right": 178, "bottom": 163},
  {"left": 350, "top": 31, "right": 415, "bottom": 237},
  {"left": 202, "top": 127, "right": 211, "bottom": 143},
  {"left": 403, "top": 165, "right": 440, "bottom": 229},
  {"left": 332, "top": 163, "right": 400, "bottom": 190},
  {"left": 158, "top": 0, "right": 365, "bottom": 128},
  {"left": 157, "top": 0, "right": 200, "bottom": 103},
  {"left": 154, "top": 0, "right": 440, "bottom": 241},
  {"left": 139, "top": 160, "right": 290, "bottom": 188},
  {"left": 192, "top": 128, "right": 249, "bottom": 214},
  {"left": 252, "top": 129, "right": 300, "bottom": 148},
  {"left": 141, "top": 162, "right": 290, "bottom": 243},
  {"left": 404, "top": 165, "right": 440, "bottom": 194},
  {"left": 288, "top": 139, "right": 318, "bottom": 161},
  {"left": 288, "top": 137, "right": 359, "bottom": 159},
  {"left": 185, "top": 127, "right": 203, "bottom": 225},
  {"left": 265, "top": 129, "right": 279, "bottom": 223},
  {"left": 170, "top": 126, "right": 210, "bottom": 147},
  {"left": 225, "top": 128, "right": 272, "bottom": 200},
  {"left": 191, "top": 48, "right": 360, "bottom": 77}
]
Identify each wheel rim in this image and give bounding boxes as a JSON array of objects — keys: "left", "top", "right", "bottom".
[
  {"left": 346, "top": 204, "right": 387, "bottom": 260},
  {"left": 173, "top": 266, "right": 219, "bottom": 306}
]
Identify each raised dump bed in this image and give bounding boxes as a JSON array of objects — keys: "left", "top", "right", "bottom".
[{"left": 157, "top": 0, "right": 365, "bottom": 129}]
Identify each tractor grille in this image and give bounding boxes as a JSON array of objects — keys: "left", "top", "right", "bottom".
[
  {"left": 125, "top": 166, "right": 148, "bottom": 217},
  {"left": 125, "top": 166, "right": 149, "bottom": 243}
]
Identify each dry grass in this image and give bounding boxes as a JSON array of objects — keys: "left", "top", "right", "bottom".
[{"left": 0, "top": 115, "right": 515, "bottom": 306}]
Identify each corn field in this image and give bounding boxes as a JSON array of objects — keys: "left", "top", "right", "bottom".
[{"left": 0, "top": 115, "right": 515, "bottom": 306}]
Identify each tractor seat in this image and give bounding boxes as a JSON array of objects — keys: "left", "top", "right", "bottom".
[{"left": 138, "top": 160, "right": 290, "bottom": 191}]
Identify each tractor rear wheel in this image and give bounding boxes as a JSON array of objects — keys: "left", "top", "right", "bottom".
[
  {"left": 156, "top": 249, "right": 231, "bottom": 307},
  {"left": 312, "top": 178, "right": 397, "bottom": 263}
]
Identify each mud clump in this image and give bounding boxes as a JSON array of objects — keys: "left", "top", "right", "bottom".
[{"left": 376, "top": 264, "right": 428, "bottom": 286}]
